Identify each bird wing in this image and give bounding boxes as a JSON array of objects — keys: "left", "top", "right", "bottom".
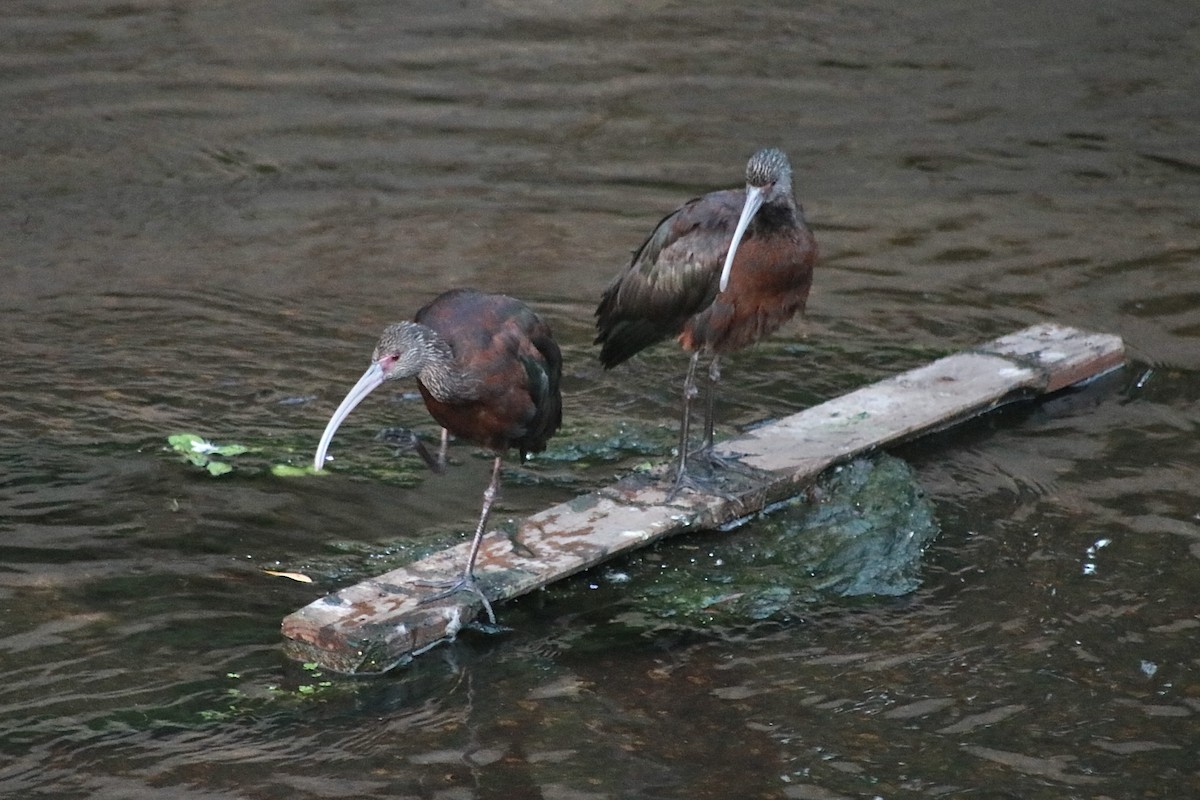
[
  {"left": 595, "top": 189, "right": 744, "bottom": 367},
  {"left": 414, "top": 290, "right": 562, "bottom": 456},
  {"left": 514, "top": 321, "right": 563, "bottom": 457}
]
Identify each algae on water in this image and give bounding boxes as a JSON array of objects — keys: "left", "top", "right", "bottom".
[{"left": 570, "top": 454, "right": 941, "bottom": 629}]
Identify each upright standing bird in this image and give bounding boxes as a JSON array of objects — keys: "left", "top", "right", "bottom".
[
  {"left": 313, "top": 288, "right": 563, "bottom": 622},
  {"left": 595, "top": 147, "right": 817, "bottom": 492}
]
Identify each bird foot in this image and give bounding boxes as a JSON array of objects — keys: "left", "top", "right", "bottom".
[
  {"left": 665, "top": 447, "right": 759, "bottom": 502},
  {"left": 416, "top": 573, "right": 497, "bottom": 625},
  {"left": 375, "top": 427, "right": 445, "bottom": 473},
  {"left": 665, "top": 466, "right": 717, "bottom": 501},
  {"left": 695, "top": 446, "right": 752, "bottom": 474}
]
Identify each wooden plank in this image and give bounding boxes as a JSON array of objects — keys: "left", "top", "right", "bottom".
[{"left": 281, "top": 323, "right": 1124, "bottom": 673}]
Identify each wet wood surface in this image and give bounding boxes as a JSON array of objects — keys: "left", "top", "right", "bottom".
[{"left": 281, "top": 323, "right": 1125, "bottom": 673}]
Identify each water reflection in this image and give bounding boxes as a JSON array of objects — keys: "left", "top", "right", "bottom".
[{"left": 2, "top": 0, "right": 1200, "bottom": 796}]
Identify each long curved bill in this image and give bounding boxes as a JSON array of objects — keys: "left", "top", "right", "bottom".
[
  {"left": 313, "top": 362, "right": 386, "bottom": 471},
  {"left": 718, "top": 185, "right": 765, "bottom": 293}
]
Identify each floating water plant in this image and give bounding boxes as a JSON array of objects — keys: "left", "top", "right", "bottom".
[
  {"left": 167, "top": 433, "right": 250, "bottom": 477},
  {"left": 165, "top": 431, "right": 415, "bottom": 481}
]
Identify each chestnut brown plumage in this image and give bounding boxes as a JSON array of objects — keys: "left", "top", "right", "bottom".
[
  {"left": 314, "top": 288, "right": 562, "bottom": 622},
  {"left": 595, "top": 148, "right": 816, "bottom": 492}
]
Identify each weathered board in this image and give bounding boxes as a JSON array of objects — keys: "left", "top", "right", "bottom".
[{"left": 281, "top": 323, "right": 1125, "bottom": 673}]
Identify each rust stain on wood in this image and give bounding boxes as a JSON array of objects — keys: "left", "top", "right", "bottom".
[{"left": 281, "top": 322, "right": 1125, "bottom": 673}]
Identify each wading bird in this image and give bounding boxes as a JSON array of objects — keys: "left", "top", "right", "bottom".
[
  {"left": 313, "top": 288, "right": 563, "bottom": 622},
  {"left": 595, "top": 147, "right": 817, "bottom": 493}
]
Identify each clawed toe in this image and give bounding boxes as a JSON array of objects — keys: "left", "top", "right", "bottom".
[
  {"left": 665, "top": 447, "right": 759, "bottom": 502},
  {"left": 417, "top": 573, "right": 497, "bottom": 625},
  {"left": 375, "top": 427, "right": 445, "bottom": 473}
]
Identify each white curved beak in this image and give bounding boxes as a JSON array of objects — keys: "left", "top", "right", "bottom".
[
  {"left": 313, "top": 362, "right": 386, "bottom": 470},
  {"left": 719, "top": 185, "right": 765, "bottom": 293}
]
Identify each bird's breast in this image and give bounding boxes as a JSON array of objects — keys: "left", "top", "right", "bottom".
[{"left": 679, "top": 231, "right": 815, "bottom": 354}]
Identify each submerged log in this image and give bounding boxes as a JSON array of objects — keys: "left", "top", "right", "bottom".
[{"left": 281, "top": 322, "right": 1125, "bottom": 673}]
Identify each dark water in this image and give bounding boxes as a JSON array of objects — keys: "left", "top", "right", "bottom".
[{"left": 3, "top": 1, "right": 1199, "bottom": 797}]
